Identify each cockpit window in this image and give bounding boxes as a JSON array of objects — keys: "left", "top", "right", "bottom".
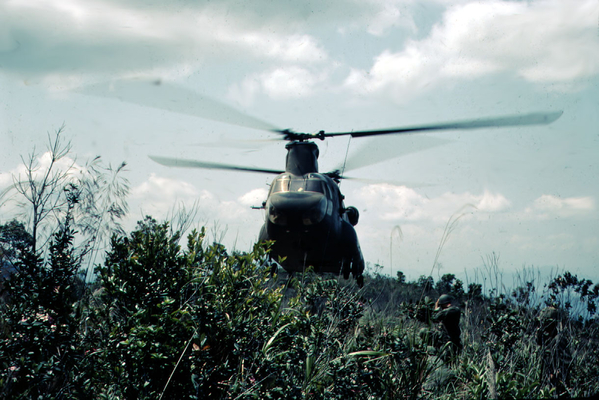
[
  {"left": 271, "top": 176, "right": 290, "bottom": 193},
  {"left": 289, "top": 179, "right": 304, "bottom": 192},
  {"left": 271, "top": 176, "right": 325, "bottom": 194},
  {"left": 305, "top": 179, "right": 324, "bottom": 193}
]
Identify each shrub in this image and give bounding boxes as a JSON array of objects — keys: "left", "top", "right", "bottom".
[{"left": 0, "top": 203, "right": 90, "bottom": 398}]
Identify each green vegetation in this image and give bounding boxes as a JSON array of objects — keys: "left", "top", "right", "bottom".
[{"left": 1, "top": 133, "right": 598, "bottom": 398}]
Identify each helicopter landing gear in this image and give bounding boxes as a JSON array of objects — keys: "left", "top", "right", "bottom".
[
  {"left": 341, "top": 259, "right": 351, "bottom": 280},
  {"left": 266, "top": 257, "right": 279, "bottom": 277},
  {"left": 341, "top": 259, "right": 363, "bottom": 287},
  {"left": 356, "top": 274, "right": 364, "bottom": 288}
]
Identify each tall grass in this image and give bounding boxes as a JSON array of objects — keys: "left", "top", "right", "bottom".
[{"left": 354, "top": 259, "right": 599, "bottom": 399}]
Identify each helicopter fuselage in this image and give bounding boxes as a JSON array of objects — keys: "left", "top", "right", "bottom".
[{"left": 257, "top": 141, "right": 364, "bottom": 281}]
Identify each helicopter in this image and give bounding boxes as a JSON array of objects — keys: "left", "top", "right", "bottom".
[
  {"left": 79, "top": 79, "right": 563, "bottom": 286},
  {"left": 150, "top": 136, "right": 368, "bottom": 285}
]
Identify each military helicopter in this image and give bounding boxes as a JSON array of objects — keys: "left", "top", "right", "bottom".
[
  {"left": 79, "top": 79, "right": 563, "bottom": 286},
  {"left": 150, "top": 135, "right": 367, "bottom": 285}
]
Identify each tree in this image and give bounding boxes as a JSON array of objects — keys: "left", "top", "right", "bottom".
[
  {"left": 397, "top": 270, "right": 406, "bottom": 284},
  {"left": 0, "top": 220, "right": 33, "bottom": 270},
  {"left": 416, "top": 275, "right": 434, "bottom": 292},
  {"left": 7, "top": 126, "right": 129, "bottom": 281},
  {"left": 90, "top": 217, "right": 287, "bottom": 398},
  {"left": 12, "top": 126, "right": 74, "bottom": 254},
  {"left": 435, "top": 273, "right": 456, "bottom": 294},
  {"left": 0, "top": 195, "right": 91, "bottom": 398},
  {"left": 435, "top": 273, "right": 464, "bottom": 300}
]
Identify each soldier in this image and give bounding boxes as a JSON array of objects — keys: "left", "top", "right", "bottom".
[{"left": 432, "top": 294, "right": 463, "bottom": 357}]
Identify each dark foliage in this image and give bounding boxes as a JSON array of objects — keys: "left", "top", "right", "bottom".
[
  {"left": 0, "top": 199, "right": 89, "bottom": 399},
  {"left": 1, "top": 214, "right": 599, "bottom": 398}
]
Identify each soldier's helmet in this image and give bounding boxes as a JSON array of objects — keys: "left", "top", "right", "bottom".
[
  {"left": 438, "top": 294, "right": 453, "bottom": 306},
  {"left": 539, "top": 307, "right": 559, "bottom": 331},
  {"left": 539, "top": 306, "right": 559, "bottom": 321}
]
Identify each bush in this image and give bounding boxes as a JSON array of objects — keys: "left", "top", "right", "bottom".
[{"left": 0, "top": 205, "right": 90, "bottom": 398}]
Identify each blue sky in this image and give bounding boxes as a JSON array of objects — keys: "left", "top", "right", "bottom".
[{"left": 1, "top": 0, "right": 598, "bottom": 283}]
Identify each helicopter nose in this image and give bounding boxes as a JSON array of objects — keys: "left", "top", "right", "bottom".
[{"left": 267, "top": 192, "right": 328, "bottom": 226}]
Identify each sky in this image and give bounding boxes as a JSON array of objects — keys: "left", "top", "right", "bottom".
[{"left": 1, "top": 0, "right": 598, "bottom": 286}]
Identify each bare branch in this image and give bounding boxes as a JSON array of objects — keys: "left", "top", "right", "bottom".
[{"left": 11, "top": 126, "right": 75, "bottom": 253}]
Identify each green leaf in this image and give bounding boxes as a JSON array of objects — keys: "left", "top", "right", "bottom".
[{"left": 347, "top": 350, "right": 389, "bottom": 357}]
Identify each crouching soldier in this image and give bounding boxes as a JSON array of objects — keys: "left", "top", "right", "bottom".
[{"left": 432, "top": 294, "right": 463, "bottom": 359}]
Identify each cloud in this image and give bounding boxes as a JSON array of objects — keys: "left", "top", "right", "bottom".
[
  {"left": 0, "top": 150, "right": 83, "bottom": 194},
  {"left": 238, "top": 188, "right": 268, "bottom": 207},
  {"left": 509, "top": 232, "right": 578, "bottom": 252},
  {"left": 229, "top": 66, "right": 330, "bottom": 103},
  {"left": 187, "top": 0, "right": 411, "bottom": 35},
  {"left": 353, "top": 184, "right": 510, "bottom": 222},
  {"left": 354, "top": 184, "right": 594, "bottom": 228},
  {"left": 362, "top": 0, "right": 410, "bottom": 36},
  {"left": 258, "top": 67, "right": 322, "bottom": 99},
  {"left": 130, "top": 173, "right": 200, "bottom": 217},
  {"left": 0, "top": 149, "right": 95, "bottom": 221},
  {"left": 237, "top": 34, "right": 328, "bottom": 64},
  {"left": 130, "top": 174, "right": 265, "bottom": 230},
  {"left": 128, "top": 174, "right": 267, "bottom": 249},
  {"left": 345, "top": 0, "right": 599, "bottom": 98},
  {"left": 0, "top": 0, "right": 329, "bottom": 80},
  {"left": 524, "top": 194, "right": 596, "bottom": 219}
]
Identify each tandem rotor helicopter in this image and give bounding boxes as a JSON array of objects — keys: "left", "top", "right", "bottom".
[{"left": 81, "top": 79, "right": 562, "bottom": 287}]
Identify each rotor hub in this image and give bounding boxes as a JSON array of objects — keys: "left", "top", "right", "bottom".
[{"left": 281, "top": 129, "right": 326, "bottom": 142}]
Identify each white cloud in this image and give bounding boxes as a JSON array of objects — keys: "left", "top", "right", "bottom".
[
  {"left": 0, "top": 149, "right": 94, "bottom": 220},
  {"left": 0, "top": 151, "right": 83, "bottom": 193},
  {"left": 236, "top": 34, "right": 328, "bottom": 63},
  {"left": 260, "top": 67, "right": 323, "bottom": 99},
  {"left": 345, "top": 0, "right": 599, "bottom": 98},
  {"left": 477, "top": 191, "right": 511, "bottom": 212},
  {"left": 353, "top": 184, "right": 509, "bottom": 222},
  {"left": 344, "top": 48, "right": 432, "bottom": 95},
  {"left": 0, "top": 0, "right": 329, "bottom": 79},
  {"left": 238, "top": 188, "right": 268, "bottom": 206},
  {"left": 354, "top": 185, "right": 594, "bottom": 229},
  {"left": 509, "top": 232, "right": 578, "bottom": 252},
  {"left": 533, "top": 194, "right": 595, "bottom": 211},
  {"left": 130, "top": 173, "right": 200, "bottom": 218},
  {"left": 364, "top": 0, "right": 405, "bottom": 36},
  {"left": 229, "top": 66, "right": 330, "bottom": 103},
  {"left": 130, "top": 174, "right": 265, "bottom": 232},
  {"left": 131, "top": 174, "right": 199, "bottom": 201},
  {"left": 524, "top": 194, "right": 596, "bottom": 219}
]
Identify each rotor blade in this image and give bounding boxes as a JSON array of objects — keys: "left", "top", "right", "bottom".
[
  {"left": 188, "top": 138, "right": 281, "bottom": 150},
  {"left": 335, "top": 135, "right": 452, "bottom": 174},
  {"left": 323, "top": 170, "right": 431, "bottom": 187},
  {"left": 76, "top": 78, "right": 281, "bottom": 132},
  {"left": 339, "top": 176, "right": 433, "bottom": 188},
  {"left": 324, "top": 111, "right": 563, "bottom": 138},
  {"left": 149, "top": 155, "right": 284, "bottom": 175}
]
